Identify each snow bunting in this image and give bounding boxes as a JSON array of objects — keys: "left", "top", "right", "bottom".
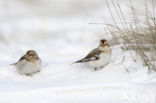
[
  {"left": 73, "top": 39, "right": 112, "bottom": 70},
  {"left": 12, "top": 50, "right": 42, "bottom": 76}
]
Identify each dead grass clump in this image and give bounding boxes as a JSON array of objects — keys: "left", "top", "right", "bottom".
[{"left": 105, "top": 0, "right": 156, "bottom": 74}]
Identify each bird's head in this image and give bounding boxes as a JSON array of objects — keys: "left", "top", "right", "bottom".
[
  {"left": 25, "top": 50, "right": 39, "bottom": 62},
  {"left": 99, "top": 39, "right": 109, "bottom": 48}
]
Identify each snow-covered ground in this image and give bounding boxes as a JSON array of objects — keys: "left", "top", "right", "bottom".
[{"left": 0, "top": 0, "right": 156, "bottom": 103}]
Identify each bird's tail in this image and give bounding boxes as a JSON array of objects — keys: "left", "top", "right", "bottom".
[
  {"left": 71, "top": 59, "right": 87, "bottom": 65},
  {"left": 10, "top": 62, "right": 17, "bottom": 66}
]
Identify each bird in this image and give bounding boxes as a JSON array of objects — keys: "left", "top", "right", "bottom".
[
  {"left": 72, "top": 39, "right": 112, "bottom": 70},
  {"left": 12, "top": 50, "right": 42, "bottom": 76}
]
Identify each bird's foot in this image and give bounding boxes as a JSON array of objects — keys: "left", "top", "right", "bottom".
[
  {"left": 94, "top": 68, "right": 98, "bottom": 71},
  {"left": 94, "top": 66, "right": 104, "bottom": 71},
  {"left": 26, "top": 74, "right": 32, "bottom": 77},
  {"left": 100, "top": 66, "right": 104, "bottom": 69}
]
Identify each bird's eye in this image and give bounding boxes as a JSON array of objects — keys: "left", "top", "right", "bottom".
[{"left": 29, "top": 53, "right": 34, "bottom": 56}]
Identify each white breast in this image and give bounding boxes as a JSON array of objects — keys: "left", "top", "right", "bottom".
[
  {"left": 88, "top": 47, "right": 112, "bottom": 69},
  {"left": 16, "top": 59, "right": 41, "bottom": 75}
]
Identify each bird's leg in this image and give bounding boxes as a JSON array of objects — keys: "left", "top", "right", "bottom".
[
  {"left": 94, "top": 66, "right": 104, "bottom": 71},
  {"left": 100, "top": 66, "right": 104, "bottom": 69},
  {"left": 94, "top": 68, "right": 98, "bottom": 71},
  {"left": 37, "top": 70, "right": 40, "bottom": 73},
  {"left": 26, "top": 74, "right": 32, "bottom": 77}
]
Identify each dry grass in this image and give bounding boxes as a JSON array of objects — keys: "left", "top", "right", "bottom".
[{"left": 105, "top": 0, "right": 156, "bottom": 74}]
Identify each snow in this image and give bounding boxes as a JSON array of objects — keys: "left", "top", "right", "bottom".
[{"left": 0, "top": 0, "right": 156, "bottom": 103}]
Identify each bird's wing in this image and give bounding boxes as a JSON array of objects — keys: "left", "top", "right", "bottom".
[
  {"left": 83, "top": 48, "right": 102, "bottom": 61},
  {"left": 11, "top": 55, "right": 26, "bottom": 65},
  {"left": 18, "top": 55, "right": 26, "bottom": 62},
  {"left": 73, "top": 48, "right": 102, "bottom": 64}
]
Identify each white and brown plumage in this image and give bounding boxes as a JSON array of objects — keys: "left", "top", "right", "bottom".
[
  {"left": 73, "top": 39, "right": 112, "bottom": 70},
  {"left": 12, "top": 50, "right": 42, "bottom": 76}
]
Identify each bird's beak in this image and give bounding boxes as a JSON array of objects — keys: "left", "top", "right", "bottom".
[
  {"left": 25, "top": 54, "right": 29, "bottom": 58},
  {"left": 100, "top": 44, "right": 105, "bottom": 47}
]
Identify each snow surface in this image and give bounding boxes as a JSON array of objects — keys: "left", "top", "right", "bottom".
[{"left": 0, "top": 0, "right": 156, "bottom": 103}]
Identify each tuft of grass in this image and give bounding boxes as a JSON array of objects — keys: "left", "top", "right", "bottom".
[{"left": 105, "top": 0, "right": 156, "bottom": 74}]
